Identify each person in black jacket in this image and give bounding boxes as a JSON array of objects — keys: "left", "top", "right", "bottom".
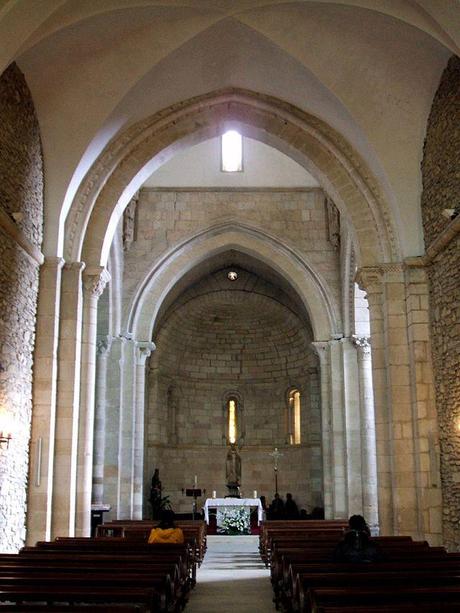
[
  {"left": 285, "top": 492, "right": 299, "bottom": 519},
  {"left": 333, "top": 515, "right": 384, "bottom": 563}
]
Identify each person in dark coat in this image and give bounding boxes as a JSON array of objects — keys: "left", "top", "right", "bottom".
[
  {"left": 333, "top": 514, "right": 383, "bottom": 563},
  {"left": 268, "top": 493, "right": 285, "bottom": 519},
  {"left": 285, "top": 492, "right": 299, "bottom": 519}
]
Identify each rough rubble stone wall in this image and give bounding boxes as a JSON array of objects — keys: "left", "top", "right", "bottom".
[
  {"left": 421, "top": 55, "right": 460, "bottom": 550},
  {"left": 146, "top": 274, "right": 321, "bottom": 514},
  {"left": 0, "top": 64, "right": 43, "bottom": 552}
]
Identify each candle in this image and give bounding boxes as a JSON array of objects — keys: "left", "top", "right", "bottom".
[
  {"left": 194, "top": 475, "right": 197, "bottom": 488},
  {"left": 212, "top": 490, "right": 216, "bottom": 499},
  {"left": 253, "top": 490, "right": 258, "bottom": 499}
]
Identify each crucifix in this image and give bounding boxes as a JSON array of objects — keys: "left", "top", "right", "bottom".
[{"left": 269, "top": 447, "right": 284, "bottom": 495}]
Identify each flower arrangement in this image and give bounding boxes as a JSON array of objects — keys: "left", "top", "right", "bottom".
[{"left": 220, "top": 506, "right": 250, "bottom": 534}]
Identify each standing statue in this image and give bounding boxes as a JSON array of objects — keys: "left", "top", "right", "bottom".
[
  {"left": 225, "top": 443, "right": 242, "bottom": 497},
  {"left": 149, "top": 468, "right": 163, "bottom": 519}
]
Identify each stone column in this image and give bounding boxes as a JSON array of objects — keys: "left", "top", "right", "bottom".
[
  {"left": 133, "top": 341, "right": 155, "bottom": 519},
  {"left": 27, "top": 256, "right": 64, "bottom": 545},
  {"left": 311, "top": 342, "right": 333, "bottom": 518},
  {"left": 117, "top": 335, "right": 137, "bottom": 519},
  {"left": 75, "top": 266, "right": 110, "bottom": 536},
  {"left": 312, "top": 340, "right": 347, "bottom": 519},
  {"left": 92, "top": 336, "right": 112, "bottom": 506},
  {"left": 51, "top": 261, "right": 85, "bottom": 538},
  {"left": 356, "top": 264, "right": 419, "bottom": 538},
  {"left": 352, "top": 336, "right": 379, "bottom": 532},
  {"left": 340, "top": 337, "right": 363, "bottom": 515},
  {"left": 404, "top": 260, "right": 441, "bottom": 544},
  {"left": 102, "top": 336, "right": 123, "bottom": 520}
]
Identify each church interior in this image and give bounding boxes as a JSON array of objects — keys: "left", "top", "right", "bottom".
[{"left": 0, "top": 1, "right": 459, "bottom": 610}]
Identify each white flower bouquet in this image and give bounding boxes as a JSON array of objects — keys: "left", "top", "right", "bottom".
[{"left": 220, "top": 506, "right": 250, "bottom": 534}]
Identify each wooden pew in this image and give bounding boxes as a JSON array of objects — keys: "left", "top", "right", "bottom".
[
  {"left": 2, "top": 537, "right": 195, "bottom": 611},
  {"left": 307, "top": 586, "right": 460, "bottom": 613}
]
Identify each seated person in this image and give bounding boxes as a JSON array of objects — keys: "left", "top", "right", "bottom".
[
  {"left": 285, "top": 492, "right": 299, "bottom": 519},
  {"left": 333, "top": 514, "right": 383, "bottom": 563},
  {"left": 268, "top": 493, "right": 285, "bottom": 519},
  {"left": 148, "top": 509, "right": 184, "bottom": 544}
]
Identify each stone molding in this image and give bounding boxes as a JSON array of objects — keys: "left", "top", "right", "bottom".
[
  {"left": 142, "top": 186, "right": 323, "bottom": 194},
  {"left": 64, "top": 88, "right": 398, "bottom": 266},
  {"left": 82, "top": 267, "right": 111, "bottom": 299},
  {"left": 0, "top": 207, "right": 44, "bottom": 265}
]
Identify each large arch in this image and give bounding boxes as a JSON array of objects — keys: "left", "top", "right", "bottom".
[
  {"left": 65, "top": 88, "right": 400, "bottom": 268},
  {"left": 125, "top": 221, "right": 340, "bottom": 343}
]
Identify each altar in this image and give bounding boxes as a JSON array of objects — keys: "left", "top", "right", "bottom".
[{"left": 203, "top": 498, "right": 264, "bottom": 525}]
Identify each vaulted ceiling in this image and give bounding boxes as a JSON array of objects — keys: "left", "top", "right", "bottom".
[{"left": 1, "top": 0, "right": 457, "bottom": 256}]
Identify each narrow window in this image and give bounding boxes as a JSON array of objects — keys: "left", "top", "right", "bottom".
[
  {"left": 289, "top": 389, "right": 301, "bottom": 445},
  {"left": 221, "top": 131, "right": 243, "bottom": 172},
  {"left": 228, "top": 398, "right": 237, "bottom": 444}
]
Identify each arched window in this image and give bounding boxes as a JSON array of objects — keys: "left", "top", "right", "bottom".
[
  {"left": 228, "top": 396, "right": 238, "bottom": 444},
  {"left": 288, "top": 388, "right": 301, "bottom": 445},
  {"left": 222, "top": 391, "right": 244, "bottom": 446}
]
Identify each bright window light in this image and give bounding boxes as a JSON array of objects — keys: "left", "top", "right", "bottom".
[{"left": 221, "top": 131, "right": 243, "bottom": 172}]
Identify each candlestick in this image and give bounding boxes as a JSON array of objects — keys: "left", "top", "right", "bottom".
[
  {"left": 212, "top": 490, "right": 216, "bottom": 499},
  {"left": 253, "top": 490, "right": 257, "bottom": 499},
  {"left": 194, "top": 475, "right": 197, "bottom": 488}
]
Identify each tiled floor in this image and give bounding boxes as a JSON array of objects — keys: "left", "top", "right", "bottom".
[{"left": 186, "top": 536, "right": 276, "bottom": 612}]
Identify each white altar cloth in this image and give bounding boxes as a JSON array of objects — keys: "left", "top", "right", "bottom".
[{"left": 203, "top": 498, "right": 264, "bottom": 525}]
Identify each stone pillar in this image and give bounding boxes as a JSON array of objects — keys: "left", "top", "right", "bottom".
[
  {"left": 51, "top": 261, "right": 85, "bottom": 539},
  {"left": 133, "top": 341, "right": 155, "bottom": 519},
  {"left": 404, "top": 260, "right": 441, "bottom": 544},
  {"left": 357, "top": 264, "right": 420, "bottom": 538},
  {"left": 92, "top": 336, "right": 112, "bottom": 506},
  {"left": 312, "top": 340, "right": 347, "bottom": 519},
  {"left": 27, "top": 256, "right": 64, "bottom": 545},
  {"left": 117, "top": 335, "right": 137, "bottom": 519},
  {"left": 75, "top": 267, "right": 110, "bottom": 536},
  {"left": 329, "top": 339, "right": 348, "bottom": 518},
  {"left": 340, "top": 337, "right": 363, "bottom": 515},
  {"left": 312, "top": 342, "right": 333, "bottom": 518},
  {"left": 353, "top": 336, "right": 379, "bottom": 532},
  {"left": 102, "top": 336, "right": 123, "bottom": 520},
  {"left": 356, "top": 267, "right": 393, "bottom": 534}
]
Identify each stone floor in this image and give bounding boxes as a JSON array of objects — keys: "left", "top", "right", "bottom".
[{"left": 186, "top": 535, "right": 276, "bottom": 612}]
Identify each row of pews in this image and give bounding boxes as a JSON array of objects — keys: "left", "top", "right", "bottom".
[
  {"left": 0, "top": 519, "right": 206, "bottom": 611},
  {"left": 261, "top": 520, "right": 460, "bottom": 612}
]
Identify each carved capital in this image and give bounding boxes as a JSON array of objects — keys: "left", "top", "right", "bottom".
[
  {"left": 352, "top": 335, "right": 372, "bottom": 355},
  {"left": 42, "top": 256, "right": 65, "bottom": 272},
  {"left": 97, "top": 335, "right": 113, "bottom": 356},
  {"left": 83, "top": 266, "right": 111, "bottom": 299},
  {"left": 311, "top": 341, "right": 330, "bottom": 363},
  {"left": 354, "top": 266, "right": 383, "bottom": 294},
  {"left": 64, "top": 261, "right": 86, "bottom": 273},
  {"left": 136, "top": 341, "right": 156, "bottom": 364}
]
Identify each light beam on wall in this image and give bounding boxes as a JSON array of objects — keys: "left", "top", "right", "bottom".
[{"left": 221, "top": 131, "right": 243, "bottom": 172}]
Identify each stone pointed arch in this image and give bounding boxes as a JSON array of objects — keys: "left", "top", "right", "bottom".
[
  {"left": 65, "top": 89, "right": 399, "bottom": 268},
  {"left": 127, "top": 222, "right": 340, "bottom": 343}
]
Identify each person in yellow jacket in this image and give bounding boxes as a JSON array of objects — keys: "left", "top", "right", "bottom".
[{"left": 148, "top": 509, "right": 184, "bottom": 544}]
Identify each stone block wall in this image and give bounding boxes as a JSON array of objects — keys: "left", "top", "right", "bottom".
[
  {"left": 146, "top": 272, "right": 321, "bottom": 514},
  {"left": 122, "top": 188, "right": 341, "bottom": 322},
  {"left": 421, "top": 55, "right": 460, "bottom": 550},
  {"left": 0, "top": 64, "right": 43, "bottom": 551}
]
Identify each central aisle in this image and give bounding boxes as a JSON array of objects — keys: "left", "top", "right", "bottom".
[{"left": 186, "top": 535, "right": 276, "bottom": 612}]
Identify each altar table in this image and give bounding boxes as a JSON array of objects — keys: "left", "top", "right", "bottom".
[{"left": 203, "top": 498, "right": 264, "bottom": 525}]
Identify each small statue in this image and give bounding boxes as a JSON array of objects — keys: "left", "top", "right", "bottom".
[{"left": 225, "top": 443, "right": 242, "bottom": 497}]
